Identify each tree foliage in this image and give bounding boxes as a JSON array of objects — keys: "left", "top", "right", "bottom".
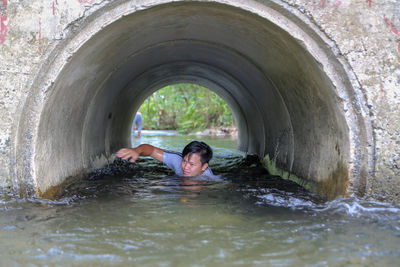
[{"left": 138, "top": 84, "right": 234, "bottom": 133}]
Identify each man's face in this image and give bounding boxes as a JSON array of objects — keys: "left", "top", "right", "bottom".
[{"left": 181, "top": 153, "right": 208, "bottom": 177}]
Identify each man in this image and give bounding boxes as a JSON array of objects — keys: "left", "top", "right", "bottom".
[
  {"left": 116, "top": 141, "right": 213, "bottom": 177},
  {"left": 132, "top": 112, "right": 142, "bottom": 137}
]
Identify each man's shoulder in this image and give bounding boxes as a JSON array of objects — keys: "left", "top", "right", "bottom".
[
  {"left": 163, "top": 150, "right": 182, "bottom": 158},
  {"left": 163, "top": 150, "right": 183, "bottom": 165},
  {"left": 162, "top": 150, "right": 183, "bottom": 175}
]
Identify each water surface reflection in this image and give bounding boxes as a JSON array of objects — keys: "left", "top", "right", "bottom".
[{"left": 0, "top": 133, "right": 399, "bottom": 266}]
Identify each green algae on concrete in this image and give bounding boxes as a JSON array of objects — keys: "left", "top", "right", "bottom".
[
  {"left": 262, "top": 154, "right": 318, "bottom": 195},
  {"left": 262, "top": 155, "right": 349, "bottom": 200}
]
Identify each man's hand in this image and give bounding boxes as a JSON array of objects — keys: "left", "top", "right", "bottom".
[
  {"left": 116, "top": 148, "right": 139, "bottom": 162},
  {"left": 116, "top": 144, "right": 164, "bottom": 163}
]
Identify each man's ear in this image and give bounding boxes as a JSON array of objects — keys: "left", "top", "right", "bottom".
[{"left": 201, "top": 162, "right": 209, "bottom": 172}]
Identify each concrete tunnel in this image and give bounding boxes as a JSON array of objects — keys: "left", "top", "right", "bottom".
[{"left": 15, "top": 1, "right": 372, "bottom": 199}]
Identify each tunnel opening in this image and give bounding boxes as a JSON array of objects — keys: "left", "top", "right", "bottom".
[
  {"left": 132, "top": 83, "right": 237, "bottom": 135},
  {"left": 14, "top": 0, "right": 373, "bottom": 200}
]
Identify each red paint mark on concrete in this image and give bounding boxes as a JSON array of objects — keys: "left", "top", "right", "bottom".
[
  {"left": 0, "top": 15, "right": 7, "bottom": 44},
  {"left": 0, "top": 0, "right": 7, "bottom": 44},
  {"left": 366, "top": 0, "right": 372, "bottom": 8},
  {"left": 53, "top": 0, "right": 59, "bottom": 16},
  {"left": 384, "top": 15, "right": 400, "bottom": 36},
  {"left": 78, "top": 0, "right": 94, "bottom": 4},
  {"left": 0, "top": 0, "right": 6, "bottom": 16},
  {"left": 384, "top": 14, "right": 400, "bottom": 52},
  {"left": 0, "top": 0, "right": 6, "bottom": 14}
]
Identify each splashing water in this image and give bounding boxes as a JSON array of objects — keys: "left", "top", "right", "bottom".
[{"left": 0, "top": 133, "right": 399, "bottom": 266}]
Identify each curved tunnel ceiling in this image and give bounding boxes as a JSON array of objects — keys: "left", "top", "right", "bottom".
[{"left": 15, "top": 1, "right": 373, "bottom": 198}]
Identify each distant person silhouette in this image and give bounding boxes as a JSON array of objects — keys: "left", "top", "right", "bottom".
[{"left": 132, "top": 112, "right": 142, "bottom": 137}]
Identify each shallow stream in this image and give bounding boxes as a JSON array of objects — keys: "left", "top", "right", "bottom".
[{"left": 1, "top": 132, "right": 399, "bottom": 266}]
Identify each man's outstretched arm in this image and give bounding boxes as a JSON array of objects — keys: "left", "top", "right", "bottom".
[{"left": 116, "top": 144, "right": 164, "bottom": 163}]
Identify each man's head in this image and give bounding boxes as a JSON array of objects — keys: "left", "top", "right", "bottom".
[{"left": 181, "top": 141, "right": 213, "bottom": 176}]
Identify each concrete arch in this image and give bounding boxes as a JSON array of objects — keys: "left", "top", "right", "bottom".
[{"left": 14, "top": 0, "right": 373, "bottom": 199}]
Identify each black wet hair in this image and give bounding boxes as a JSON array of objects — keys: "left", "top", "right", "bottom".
[{"left": 182, "top": 141, "right": 213, "bottom": 165}]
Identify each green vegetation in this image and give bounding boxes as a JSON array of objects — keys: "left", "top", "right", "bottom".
[{"left": 138, "top": 84, "right": 234, "bottom": 133}]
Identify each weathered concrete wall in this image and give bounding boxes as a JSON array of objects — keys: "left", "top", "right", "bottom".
[
  {"left": 280, "top": 0, "right": 400, "bottom": 201},
  {"left": 0, "top": 0, "right": 398, "bottom": 202},
  {"left": 0, "top": 0, "right": 101, "bottom": 191}
]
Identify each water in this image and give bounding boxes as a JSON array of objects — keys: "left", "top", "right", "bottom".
[{"left": 1, "top": 131, "right": 399, "bottom": 266}]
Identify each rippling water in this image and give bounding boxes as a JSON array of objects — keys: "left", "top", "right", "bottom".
[{"left": 1, "top": 132, "right": 399, "bottom": 266}]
